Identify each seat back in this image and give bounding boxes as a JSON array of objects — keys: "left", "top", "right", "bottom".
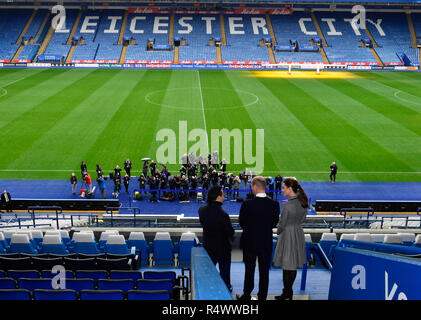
[
  {"left": 127, "top": 232, "right": 149, "bottom": 266},
  {"left": 304, "top": 234, "right": 312, "bottom": 243},
  {"left": 99, "top": 232, "right": 117, "bottom": 251},
  {"left": 8, "top": 234, "right": 38, "bottom": 255},
  {"left": 109, "top": 270, "right": 142, "bottom": 281},
  {"left": 0, "top": 278, "right": 17, "bottom": 289},
  {"left": 32, "top": 257, "right": 64, "bottom": 271},
  {"left": 73, "top": 233, "right": 99, "bottom": 255},
  {"left": 7, "top": 270, "right": 39, "bottom": 280},
  {"left": 0, "top": 232, "right": 8, "bottom": 253},
  {"left": 353, "top": 233, "right": 372, "bottom": 242},
  {"left": 339, "top": 234, "right": 355, "bottom": 241},
  {"left": 30, "top": 230, "right": 43, "bottom": 247},
  {"left": 80, "top": 289, "right": 124, "bottom": 300},
  {"left": 143, "top": 271, "right": 176, "bottom": 284},
  {"left": 0, "top": 289, "right": 31, "bottom": 300},
  {"left": 64, "top": 257, "right": 96, "bottom": 271},
  {"left": 97, "top": 258, "right": 131, "bottom": 271},
  {"left": 127, "top": 290, "right": 170, "bottom": 300},
  {"left": 41, "top": 270, "right": 74, "bottom": 279},
  {"left": 105, "top": 235, "right": 130, "bottom": 255},
  {"left": 178, "top": 232, "right": 198, "bottom": 266},
  {"left": 0, "top": 256, "right": 32, "bottom": 270},
  {"left": 397, "top": 233, "right": 415, "bottom": 246},
  {"left": 153, "top": 233, "right": 174, "bottom": 266},
  {"left": 98, "top": 279, "right": 134, "bottom": 293},
  {"left": 75, "top": 270, "right": 107, "bottom": 281},
  {"left": 371, "top": 234, "right": 385, "bottom": 243},
  {"left": 383, "top": 234, "right": 403, "bottom": 245},
  {"left": 413, "top": 234, "right": 421, "bottom": 248},
  {"left": 40, "top": 235, "right": 69, "bottom": 255},
  {"left": 65, "top": 279, "right": 95, "bottom": 292},
  {"left": 18, "top": 278, "right": 53, "bottom": 291},
  {"left": 136, "top": 279, "right": 173, "bottom": 293},
  {"left": 319, "top": 233, "right": 337, "bottom": 260},
  {"left": 33, "top": 289, "right": 78, "bottom": 300}
]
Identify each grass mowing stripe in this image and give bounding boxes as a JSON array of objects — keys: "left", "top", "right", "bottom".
[
  {"left": 0, "top": 69, "right": 119, "bottom": 173},
  {"left": 261, "top": 77, "right": 413, "bottom": 174},
  {"left": 336, "top": 78, "right": 421, "bottom": 137},
  {"left": 293, "top": 78, "right": 421, "bottom": 173},
  {"left": 7, "top": 70, "right": 145, "bottom": 180},
  {"left": 197, "top": 70, "right": 208, "bottom": 138},
  {"left": 83, "top": 69, "right": 171, "bottom": 175}
]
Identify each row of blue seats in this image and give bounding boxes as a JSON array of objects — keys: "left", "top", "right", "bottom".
[
  {"left": 0, "top": 289, "right": 169, "bottom": 300},
  {"left": 0, "top": 230, "right": 199, "bottom": 267}
]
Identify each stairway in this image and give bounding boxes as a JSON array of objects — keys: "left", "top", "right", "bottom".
[
  {"left": 265, "top": 13, "right": 277, "bottom": 46},
  {"left": 11, "top": 44, "right": 25, "bottom": 63},
  {"left": 266, "top": 44, "right": 276, "bottom": 64},
  {"left": 118, "top": 10, "right": 129, "bottom": 45},
  {"left": 220, "top": 14, "right": 227, "bottom": 46},
  {"left": 319, "top": 47, "right": 330, "bottom": 64},
  {"left": 173, "top": 46, "right": 179, "bottom": 64},
  {"left": 311, "top": 11, "right": 328, "bottom": 47},
  {"left": 65, "top": 44, "right": 76, "bottom": 63},
  {"left": 33, "top": 26, "right": 55, "bottom": 62},
  {"left": 364, "top": 28, "right": 378, "bottom": 48},
  {"left": 168, "top": 13, "right": 175, "bottom": 45},
  {"left": 16, "top": 9, "right": 37, "bottom": 44},
  {"left": 216, "top": 45, "right": 222, "bottom": 64},
  {"left": 119, "top": 44, "right": 128, "bottom": 64},
  {"left": 66, "top": 9, "right": 82, "bottom": 45},
  {"left": 32, "top": 11, "right": 50, "bottom": 44},
  {"left": 369, "top": 47, "right": 384, "bottom": 66},
  {"left": 406, "top": 12, "right": 417, "bottom": 48}
]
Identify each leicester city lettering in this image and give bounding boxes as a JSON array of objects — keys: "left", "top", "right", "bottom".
[{"left": 64, "top": 15, "right": 386, "bottom": 37}]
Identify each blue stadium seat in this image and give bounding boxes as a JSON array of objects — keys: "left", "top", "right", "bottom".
[
  {"left": 109, "top": 270, "right": 142, "bottom": 281},
  {"left": 39, "top": 235, "right": 70, "bottom": 255},
  {"left": 97, "top": 257, "right": 131, "bottom": 271},
  {"left": 80, "top": 289, "right": 124, "bottom": 300},
  {"left": 98, "top": 231, "right": 119, "bottom": 252},
  {"left": 105, "top": 235, "right": 130, "bottom": 255},
  {"left": 30, "top": 230, "right": 44, "bottom": 249},
  {"left": 126, "top": 232, "right": 151, "bottom": 266},
  {"left": 127, "top": 290, "right": 170, "bottom": 300},
  {"left": 318, "top": 233, "right": 338, "bottom": 261},
  {"left": 32, "top": 257, "right": 64, "bottom": 271},
  {"left": 65, "top": 279, "right": 95, "bottom": 293},
  {"left": 143, "top": 271, "right": 176, "bottom": 284},
  {"left": 0, "top": 232, "right": 8, "bottom": 253},
  {"left": 18, "top": 278, "right": 53, "bottom": 291},
  {"left": 397, "top": 233, "right": 415, "bottom": 246},
  {"left": 7, "top": 270, "right": 39, "bottom": 280},
  {"left": 7, "top": 234, "right": 38, "bottom": 255},
  {"left": 178, "top": 232, "right": 199, "bottom": 266},
  {"left": 76, "top": 270, "right": 108, "bottom": 281},
  {"left": 136, "top": 279, "right": 173, "bottom": 294},
  {"left": 98, "top": 279, "right": 134, "bottom": 293},
  {"left": 71, "top": 233, "right": 100, "bottom": 255},
  {"left": 64, "top": 257, "right": 96, "bottom": 271},
  {"left": 0, "top": 256, "right": 32, "bottom": 270},
  {"left": 152, "top": 232, "right": 176, "bottom": 266},
  {"left": 0, "top": 278, "right": 17, "bottom": 289},
  {"left": 33, "top": 289, "right": 78, "bottom": 300},
  {"left": 0, "top": 289, "right": 31, "bottom": 300},
  {"left": 41, "top": 270, "right": 74, "bottom": 279},
  {"left": 413, "top": 235, "right": 421, "bottom": 248},
  {"left": 0, "top": 270, "right": 5, "bottom": 277}
]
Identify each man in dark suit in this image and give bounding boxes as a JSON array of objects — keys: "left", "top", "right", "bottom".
[
  {"left": 237, "top": 176, "right": 280, "bottom": 300},
  {"left": 199, "top": 186, "right": 235, "bottom": 291},
  {"left": 1, "top": 189, "right": 12, "bottom": 213}
]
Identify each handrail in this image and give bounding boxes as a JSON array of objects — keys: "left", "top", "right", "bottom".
[
  {"left": 340, "top": 208, "right": 374, "bottom": 228},
  {"left": 314, "top": 243, "right": 333, "bottom": 270}
]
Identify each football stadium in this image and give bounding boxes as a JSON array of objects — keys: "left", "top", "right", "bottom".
[{"left": 0, "top": 0, "right": 421, "bottom": 308}]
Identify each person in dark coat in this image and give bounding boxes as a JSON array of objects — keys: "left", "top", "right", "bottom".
[
  {"left": 1, "top": 189, "right": 12, "bottom": 213},
  {"left": 123, "top": 174, "right": 130, "bottom": 193},
  {"left": 124, "top": 159, "right": 132, "bottom": 177},
  {"left": 273, "top": 177, "right": 308, "bottom": 300},
  {"left": 70, "top": 173, "right": 78, "bottom": 195},
  {"left": 237, "top": 176, "right": 280, "bottom": 301},
  {"left": 330, "top": 161, "right": 338, "bottom": 183},
  {"left": 199, "top": 186, "right": 234, "bottom": 291}
]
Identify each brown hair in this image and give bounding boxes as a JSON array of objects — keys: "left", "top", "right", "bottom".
[{"left": 283, "top": 177, "right": 309, "bottom": 208}]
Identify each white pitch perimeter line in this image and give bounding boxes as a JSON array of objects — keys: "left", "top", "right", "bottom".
[{"left": 197, "top": 70, "right": 208, "bottom": 140}]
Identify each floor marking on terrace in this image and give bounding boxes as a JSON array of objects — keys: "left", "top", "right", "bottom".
[{"left": 144, "top": 87, "right": 259, "bottom": 110}]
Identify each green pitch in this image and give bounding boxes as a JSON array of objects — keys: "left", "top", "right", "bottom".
[{"left": 0, "top": 67, "right": 420, "bottom": 182}]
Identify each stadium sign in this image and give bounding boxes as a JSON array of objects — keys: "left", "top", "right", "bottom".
[
  {"left": 128, "top": 7, "right": 170, "bottom": 14},
  {"left": 269, "top": 9, "right": 293, "bottom": 15},
  {"left": 224, "top": 8, "right": 267, "bottom": 14}
]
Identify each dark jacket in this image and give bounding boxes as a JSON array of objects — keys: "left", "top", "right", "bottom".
[
  {"left": 239, "top": 196, "right": 280, "bottom": 253},
  {"left": 199, "top": 201, "right": 235, "bottom": 262},
  {"left": 1, "top": 192, "right": 11, "bottom": 203}
]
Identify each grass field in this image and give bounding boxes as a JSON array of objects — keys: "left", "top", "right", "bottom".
[{"left": 0, "top": 68, "right": 420, "bottom": 182}]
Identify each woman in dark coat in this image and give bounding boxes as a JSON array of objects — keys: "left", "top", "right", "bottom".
[{"left": 272, "top": 177, "right": 308, "bottom": 300}]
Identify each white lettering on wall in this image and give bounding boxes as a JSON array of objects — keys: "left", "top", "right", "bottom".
[
  {"left": 321, "top": 18, "right": 342, "bottom": 35},
  {"left": 129, "top": 16, "right": 146, "bottom": 34},
  {"left": 104, "top": 16, "right": 122, "bottom": 34},
  {"left": 366, "top": 19, "right": 385, "bottom": 36},
  {"left": 298, "top": 18, "right": 317, "bottom": 35},
  {"left": 201, "top": 17, "right": 215, "bottom": 34},
  {"left": 351, "top": 265, "right": 366, "bottom": 290},
  {"left": 251, "top": 17, "right": 268, "bottom": 35},
  {"left": 80, "top": 16, "right": 99, "bottom": 33},
  {"left": 178, "top": 17, "right": 193, "bottom": 34},
  {"left": 153, "top": 16, "right": 169, "bottom": 34},
  {"left": 228, "top": 17, "right": 245, "bottom": 35},
  {"left": 344, "top": 18, "right": 361, "bottom": 36}
]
